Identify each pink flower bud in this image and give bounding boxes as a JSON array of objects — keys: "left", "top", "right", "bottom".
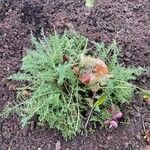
[
  {"left": 109, "top": 120, "right": 118, "bottom": 128},
  {"left": 112, "top": 112, "right": 123, "bottom": 120}
]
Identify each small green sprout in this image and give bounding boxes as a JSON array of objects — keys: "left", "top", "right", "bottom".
[{"left": 85, "top": 0, "right": 95, "bottom": 8}]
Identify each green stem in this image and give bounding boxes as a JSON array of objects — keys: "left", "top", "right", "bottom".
[{"left": 85, "top": 92, "right": 96, "bottom": 129}]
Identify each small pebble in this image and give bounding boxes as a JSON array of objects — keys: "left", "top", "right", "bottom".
[
  {"left": 125, "top": 52, "right": 132, "bottom": 58},
  {"left": 47, "top": 143, "right": 51, "bottom": 149},
  {"left": 124, "top": 142, "right": 129, "bottom": 148},
  {"left": 55, "top": 141, "right": 61, "bottom": 150},
  {"left": 135, "top": 112, "right": 141, "bottom": 118},
  {"left": 135, "top": 134, "right": 141, "bottom": 141}
]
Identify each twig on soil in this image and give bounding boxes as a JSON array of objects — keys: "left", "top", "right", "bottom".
[{"left": 115, "top": 29, "right": 123, "bottom": 39}]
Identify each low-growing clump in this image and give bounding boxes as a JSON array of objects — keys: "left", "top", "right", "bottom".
[{"left": 1, "top": 31, "right": 150, "bottom": 139}]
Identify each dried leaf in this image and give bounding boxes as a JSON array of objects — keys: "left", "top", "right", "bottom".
[
  {"left": 79, "top": 55, "right": 109, "bottom": 91},
  {"left": 73, "top": 66, "right": 79, "bottom": 74},
  {"left": 85, "top": 98, "right": 94, "bottom": 107},
  {"left": 22, "top": 90, "right": 31, "bottom": 96},
  {"left": 90, "top": 74, "right": 111, "bottom": 86},
  {"left": 91, "top": 83, "right": 100, "bottom": 92},
  {"left": 79, "top": 73, "right": 91, "bottom": 85},
  {"left": 63, "top": 55, "right": 69, "bottom": 63},
  {"left": 81, "top": 55, "right": 108, "bottom": 73},
  {"left": 95, "top": 64, "right": 108, "bottom": 75}
]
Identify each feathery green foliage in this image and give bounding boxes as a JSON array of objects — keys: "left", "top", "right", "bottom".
[
  {"left": 1, "top": 31, "right": 149, "bottom": 139},
  {"left": 85, "top": 0, "right": 95, "bottom": 8},
  {"left": 95, "top": 41, "right": 147, "bottom": 105}
]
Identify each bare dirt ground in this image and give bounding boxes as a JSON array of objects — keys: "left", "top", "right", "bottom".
[{"left": 0, "top": 0, "right": 150, "bottom": 149}]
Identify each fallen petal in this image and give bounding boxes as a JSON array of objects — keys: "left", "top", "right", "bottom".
[
  {"left": 109, "top": 120, "right": 118, "bottom": 128},
  {"left": 112, "top": 112, "right": 123, "bottom": 120}
]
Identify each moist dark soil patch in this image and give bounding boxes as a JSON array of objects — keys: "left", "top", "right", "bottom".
[{"left": 0, "top": 0, "right": 150, "bottom": 149}]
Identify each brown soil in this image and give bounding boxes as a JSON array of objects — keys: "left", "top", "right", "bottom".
[{"left": 0, "top": 0, "right": 150, "bottom": 149}]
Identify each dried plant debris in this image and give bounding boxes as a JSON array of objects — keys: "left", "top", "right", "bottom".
[{"left": 79, "top": 55, "right": 109, "bottom": 92}]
